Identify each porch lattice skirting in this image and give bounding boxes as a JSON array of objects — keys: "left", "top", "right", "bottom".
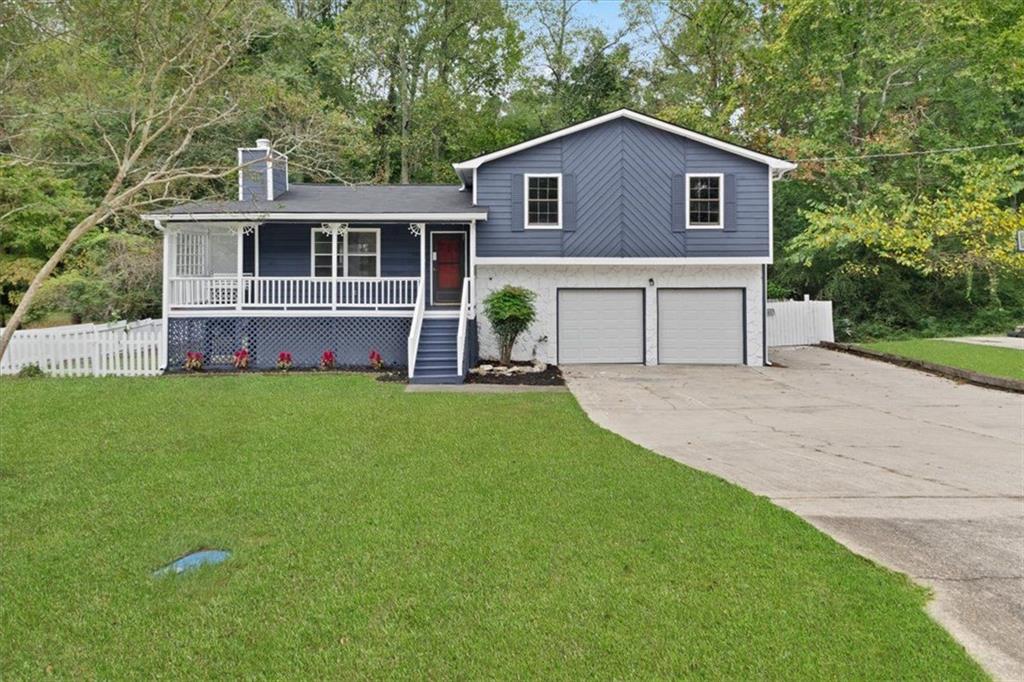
[{"left": 167, "top": 317, "right": 411, "bottom": 370}]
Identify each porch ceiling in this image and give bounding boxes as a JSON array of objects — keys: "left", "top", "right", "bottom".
[{"left": 143, "top": 183, "right": 487, "bottom": 222}]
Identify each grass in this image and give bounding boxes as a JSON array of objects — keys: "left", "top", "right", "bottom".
[
  {"left": 862, "top": 338, "right": 1023, "bottom": 381},
  {"left": 0, "top": 374, "right": 985, "bottom": 679}
]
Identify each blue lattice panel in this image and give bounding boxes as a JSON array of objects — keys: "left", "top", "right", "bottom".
[{"left": 168, "top": 317, "right": 411, "bottom": 370}]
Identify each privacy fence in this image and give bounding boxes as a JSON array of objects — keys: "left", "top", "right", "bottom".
[
  {"left": 766, "top": 298, "right": 835, "bottom": 347},
  {"left": 0, "top": 319, "right": 164, "bottom": 377}
]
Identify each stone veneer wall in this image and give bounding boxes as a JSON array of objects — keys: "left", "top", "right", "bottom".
[{"left": 474, "top": 264, "right": 764, "bottom": 366}]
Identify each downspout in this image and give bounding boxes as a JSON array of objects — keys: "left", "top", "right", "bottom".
[{"left": 762, "top": 264, "right": 769, "bottom": 367}]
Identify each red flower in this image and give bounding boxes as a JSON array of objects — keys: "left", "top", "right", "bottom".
[
  {"left": 320, "top": 350, "right": 336, "bottom": 370},
  {"left": 368, "top": 349, "right": 383, "bottom": 370}
]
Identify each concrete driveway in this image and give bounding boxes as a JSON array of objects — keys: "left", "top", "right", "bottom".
[{"left": 564, "top": 347, "right": 1023, "bottom": 681}]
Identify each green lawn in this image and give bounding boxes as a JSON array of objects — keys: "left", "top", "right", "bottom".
[
  {"left": 862, "top": 338, "right": 1023, "bottom": 381},
  {"left": 0, "top": 375, "right": 984, "bottom": 679}
]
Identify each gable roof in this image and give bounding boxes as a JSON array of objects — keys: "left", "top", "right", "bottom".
[{"left": 452, "top": 109, "right": 797, "bottom": 184}]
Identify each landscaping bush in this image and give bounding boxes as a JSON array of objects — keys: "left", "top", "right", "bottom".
[
  {"left": 483, "top": 286, "right": 536, "bottom": 365},
  {"left": 16, "top": 363, "right": 45, "bottom": 378}
]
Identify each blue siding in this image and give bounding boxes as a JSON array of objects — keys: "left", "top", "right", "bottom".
[
  {"left": 474, "top": 118, "right": 770, "bottom": 258},
  {"left": 256, "top": 223, "right": 420, "bottom": 277},
  {"left": 239, "top": 149, "right": 267, "bottom": 201}
]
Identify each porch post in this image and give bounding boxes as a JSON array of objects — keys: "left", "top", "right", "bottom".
[
  {"left": 159, "top": 222, "right": 170, "bottom": 370},
  {"left": 468, "top": 219, "right": 476, "bottom": 318},
  {"left": 330, "top": 224, "right": 338, "bottom": 311},
  {"left": 419, "top": 222, "right": 426, "bottom": 299},
  {"left": 253, "top": 224, "right": 260, "bottom": 305},
  {"left": 235, "top": 226, "right": 243, "bottom": 311}
]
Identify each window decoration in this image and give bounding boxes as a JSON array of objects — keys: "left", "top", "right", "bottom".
[
  {"left": 525, "top": 174, "right": 561, "bottom": 229},
  {"left": 686, "top": 174, "right": 723, "bottom": 229}
]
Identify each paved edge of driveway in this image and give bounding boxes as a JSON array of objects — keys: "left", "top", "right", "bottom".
[{"left": 821, "top": 341, "right": 1024, "bottom": 394}]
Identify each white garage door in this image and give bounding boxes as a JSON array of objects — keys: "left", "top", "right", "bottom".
[
  {"left": 658, "top": 289, "right": 744, "bottom": 364},
  {"left": 558, "top": 289, "right": 644, "bottom": 364}
]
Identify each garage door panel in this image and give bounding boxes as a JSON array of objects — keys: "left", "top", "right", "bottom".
[
  {"left": 658, "top": 289, "right": 744, "bottom": 364},
  {"left": 558, "top": 289, "right": 643, "bottom": 364}
]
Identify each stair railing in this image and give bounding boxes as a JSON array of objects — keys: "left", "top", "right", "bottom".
[
  {"left": 407, "top": 277, "right": 426, "bottom": 378},
  {"left": 456, "top": 277, "right": 472, "bottom": 377}
]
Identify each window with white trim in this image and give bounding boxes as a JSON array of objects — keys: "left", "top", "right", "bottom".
[
  {"left": 525, "top": 174, "right": 561, "bottom": 229},
  {"left": 686, "top": 174, "right": 723, "bottom": 229},
  {"left": 311, "top": 227, "right": 380, "bottom": 277}
]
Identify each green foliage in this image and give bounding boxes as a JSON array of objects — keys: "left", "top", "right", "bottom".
[
  {"left": 862, "top": 339, "right": 1024, "bottom": 381},
  {"left": 483, "top": 285, "right": 537, "bottom": 365},
  {"left": 35, "top": 232, "right": 161, "bottom": 323},
  {"left": 15, "top": 364, "right": 45, "bottom": 379}
]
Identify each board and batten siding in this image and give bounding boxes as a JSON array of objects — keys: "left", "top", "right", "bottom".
[{"left": 474, "top": 118, "right": 770, "bottom": 258}]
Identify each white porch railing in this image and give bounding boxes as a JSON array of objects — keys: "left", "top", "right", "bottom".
[
  {"left": 407, "top": 277, "right": 426, "bottom": 378},
  {"left": 169, "top": 276, "right": 420, "bottom": 310},
  {"left": 456, "top": 277, "right": 472, "bottom": 377}
]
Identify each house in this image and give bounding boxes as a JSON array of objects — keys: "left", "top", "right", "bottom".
[{"left": 141, "top": 109, "right": 796, "bottom": 383}]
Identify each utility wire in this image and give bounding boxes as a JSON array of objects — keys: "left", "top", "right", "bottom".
[{"left": 796, "top": 140, "right": 1023, "bottom": 162}]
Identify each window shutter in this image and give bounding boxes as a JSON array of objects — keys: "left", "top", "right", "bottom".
[
  {"left": 724, "top": 173, "right": 737, "bottom": 232},
  {"left": 511, "top": 174, "right": 524, "bottom": 231},
  {"left": 562, "top": 174, "right": 576, "bottom": 232},
  {"left": 671, "top": 174, "right": 685, "bottom": 232}
]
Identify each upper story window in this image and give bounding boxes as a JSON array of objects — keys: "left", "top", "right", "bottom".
[
  {"left": 525, "top": 174, "right": 561, "bottom": 229},
  {"left": 312, "top": 227, "right": 380, "bottom": 277},
  {"left": 686, "top": 173, "right": 723, "bottom": 229}
]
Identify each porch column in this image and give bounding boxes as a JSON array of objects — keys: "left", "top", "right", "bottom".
[
  {"left": 159, "top": 222, "right": 170, "bottom": 370},
  {"left": 235, "top": 226, "right": 244, "bottom": 311},
  {"left": 417, "top": 222, "right": 426, "bottom": 299},
  {"left": 468, "top": 219, "right": 476, "bottom": 318},
  {"left": 330, "top": 225, "right": 338, "bottom": 311}
]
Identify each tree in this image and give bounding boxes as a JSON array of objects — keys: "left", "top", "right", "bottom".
[
  {"left": 0, "top": 164, "right": 90, "bottom": 324},
  {"left": 0, "top": 0, "right": 280, "bottom": 359},
  {"left": 483, "top": 286, "right": 537, "bottom": 365}
]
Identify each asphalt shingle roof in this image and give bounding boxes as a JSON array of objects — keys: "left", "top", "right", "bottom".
[{"left": 161, "top": 183, "right": 479, "bottom": 216}]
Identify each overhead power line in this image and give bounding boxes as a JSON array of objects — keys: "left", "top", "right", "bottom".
[{"left": 795, "top": 140, "right": 1023, "bottom": 163}]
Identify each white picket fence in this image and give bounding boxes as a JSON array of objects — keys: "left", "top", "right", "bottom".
[
  {"left": 0, "top": 319, "right": 164, "bottom": 377},
  {"left": 766, "top": 298, "right": 835, "bottom": 347}
]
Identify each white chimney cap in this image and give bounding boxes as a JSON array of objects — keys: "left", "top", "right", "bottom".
[{"left": 255, "top": 138, "right": 271, "bottom": 149}]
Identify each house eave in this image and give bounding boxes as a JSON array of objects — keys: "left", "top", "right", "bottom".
[
  {"left": 142, "top": 211, "right": 488, "bottom": 226},
  {"left": 451, "top": 109, "right": 798, "bottom": 177}
]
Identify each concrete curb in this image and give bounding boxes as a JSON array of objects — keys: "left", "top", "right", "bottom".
[{"left": 820, "top": 341, "right": 1024, "bottom": 394}]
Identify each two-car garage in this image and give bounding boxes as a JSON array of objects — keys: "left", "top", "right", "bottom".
[{"left": 556, "top": 287, "right": 745, "bottom": 365}]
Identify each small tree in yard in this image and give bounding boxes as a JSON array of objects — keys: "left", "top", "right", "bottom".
[{"left": 483, "top": 286, "right": 536, "bottom": 366}]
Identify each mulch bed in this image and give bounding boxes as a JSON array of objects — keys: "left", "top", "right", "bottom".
[{"left": 465, "top": 361, "right": 565, "bottom": 386}]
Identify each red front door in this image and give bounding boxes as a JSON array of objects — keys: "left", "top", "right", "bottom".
[{"left": 433, "top": 234, "right": 464, "bottom": 304}]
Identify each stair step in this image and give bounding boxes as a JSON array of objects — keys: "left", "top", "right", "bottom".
[
  {"left": 417, "top": 360, "right": 458, "bottom": 371},
  {"left": 418, "top": 348, "right": 457, "bottom": 357}
]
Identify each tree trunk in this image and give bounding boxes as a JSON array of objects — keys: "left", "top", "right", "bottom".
[{"left": 0, "top": 208, "right": 111, "bottom": 360}]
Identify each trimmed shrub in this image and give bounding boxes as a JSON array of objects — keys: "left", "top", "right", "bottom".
[{"left": 483, "top": 286, "right": 536, "bottom": 365}]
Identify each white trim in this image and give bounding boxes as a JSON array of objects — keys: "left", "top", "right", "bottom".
[
  {"left": 523, "top": 173, "right": 563, "bottom": 230},
  {"left": 310, "top": 226, "right": 381, "bottom": 278},
  {"left": 768, "top": 168, "right": 774, "bottom": 261},
  {"left": 684, "top": 173, "right": 724, "bottom": 230},
  {"left": 265, "top": 158, "right": 273, "bottom": 200},
  {"left": 475, "top": 256, "right": 773, "bottom": 265},
  {"left": 167, "top": 309, "right": 414, "bottom": 319},
  {"left": 143, "top": 212, "right": 488, "bottom": 223},
  {"left": 468, "top": 220, "right": 477, "bottom": 319},
  {"left": 451, "top": 109, "right": 797, "bottom": 182},
  {"left": 253, "top": 224, "right": 260, "bottom": 278},
  {"left": 430, "top": 230, "right": 468, "bottom": 306},
  {"left": 159, "top": 224, "right": 170, "bottom": 370},
  {"left": 236, "top": 149, "right": 244, "bottom": 201},
  {"left": 472, "top": 168, "right": 477, "bottom": 206}
]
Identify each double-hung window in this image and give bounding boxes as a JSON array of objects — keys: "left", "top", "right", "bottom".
[
  {"left": 312, "top": 227, "right": 380, "bottom": 277},
  {"left": 685, "top": 173, "right": 723, "bottom": 229},
  {"left": 525, "top": 174, "right": 561, "bottom": 229}
]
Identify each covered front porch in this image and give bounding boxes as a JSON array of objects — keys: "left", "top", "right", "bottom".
[{"left": 159, "top": 220, "right": 476, "bottom": 314}]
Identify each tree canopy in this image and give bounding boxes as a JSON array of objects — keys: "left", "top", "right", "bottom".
[{"left": 1, "top": 0, "right": 1021, "bottom": 339}]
